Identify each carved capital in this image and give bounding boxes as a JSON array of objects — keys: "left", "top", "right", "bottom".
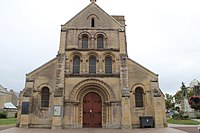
[
  {"left": 23, "top": 88, "right": 32, "bottom": 97},
  {"left": 122, "top": 88, "right": 130, "bottom": 97},
  {"left": 54, "top": 87, "right": 64, "bottom": 97},
  {"left": 153, "top": 89, "right": 161, "bottom": 97}
]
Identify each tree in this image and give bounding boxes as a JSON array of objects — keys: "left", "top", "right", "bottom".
[
  {"left": 189, "top": 96, "right": 200, "bottom": 111},
  {"left": 174, "top": 87, "right": 195, "bottom": 104},
  {"left": 174, "top": 90, "right": 182, "bottom": 104},
  {"left": 173, "top": 81, "right": 200, "bottom": 111},
  {"left": 165, "top": 93, "right": 175, "bottom": 110}
]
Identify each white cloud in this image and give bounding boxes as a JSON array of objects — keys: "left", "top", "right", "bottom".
[{"left": 0, "top": 0, "right": 200, "bottom": 95}]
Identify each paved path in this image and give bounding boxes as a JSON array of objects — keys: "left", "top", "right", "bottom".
[
  {"left": 0, "top": 127, "right": 187, "bottom": 133},
  {"left": 0, "top": 126, "right": 11, "bottom": 131},
  {"left": 193, "top": 119, "right": 200, "bottom": 122},
  {"left": 168, "top": 123, "right": 200, "bottom": 133}
]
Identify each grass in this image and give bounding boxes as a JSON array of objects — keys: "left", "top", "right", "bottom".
[
  {"left": 167, "top": 118, "right": 200, "bottom": 125},
  {"left": 0, "top": 117, "right": 17, "bottom": 126}
]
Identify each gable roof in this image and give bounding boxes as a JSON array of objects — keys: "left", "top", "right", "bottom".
[
  {"left": 4, "top": 102, "right": 17, "bottom": 109},
  {"left": 128, "top": 58, "right": 158, "bottom": 77},
  {"left": 0, "top": 84, "right": 7, "bottom": 93},
  {"left": 14, "top": 91, "right": 20, "bottom": 98},
  {"left": 26, "top": 57, "right": 57, "bottom": 77},
  {"left": 62, "top": 2, "right": 124, "bottom": 29}
]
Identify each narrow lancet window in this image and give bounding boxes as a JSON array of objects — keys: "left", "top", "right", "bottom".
[
  {"left": 89, "top": 57, "right": 96, "bottom": 73},
  {"left": 105, "top": 57, "right": 112, "bottom": 74},
  {"left": 41, "top": 87, "right": 50, "bottom": 107},
  {"left": 73, "top": 56, "right": 80, "bottom": 74},
  {"left": 82, "top": 35, "right": 88, "bottom": 48},
  {"left": 97, "top": 35, "right": 104, "bottom": 48},
  {"left": 91, "top": 18, "right": 95, "bottom": 27},
  {"left": 135, "top": 87, "right": 144, "bottom": 107}
]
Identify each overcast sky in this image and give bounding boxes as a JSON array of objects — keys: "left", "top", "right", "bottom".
[{"left": 0, "top": 0, "right": 200, "bottom": 95}]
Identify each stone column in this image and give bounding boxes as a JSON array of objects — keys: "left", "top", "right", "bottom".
[
  {"left": 19, "top": 97, "right": 31, "bottom": 128},
  {"left": 90, "top": 37, "right": 95, "bottom": 48},
  {"left": 151, "top": 81, "right": 167, "bottom": 128},
  {"left": 52, "top": 98, "right": 63, "bottom": 129},
  {"left": 153, "top": 97, "right": 166, "bottom": 127},
  {"left": 52, "top": 54, "right": 65, "bottom": 129},
  {"left": 121, "top": 97, "right": 132, "bottom": 129},
  {"left": 119, "top": 54, "right": 132, "bottom": 129},
  {"left": 111, "top": 102, "right": 121, "bottom": 128},
  {"left": 18, "top": 80, "right": 34, "bottom": 128},
  {"left": 19, "top": 86, "right": 32, "bottom": 128}
]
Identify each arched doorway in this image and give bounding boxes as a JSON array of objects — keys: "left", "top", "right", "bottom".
[{"left": 83, "top": 92, "right": 102, "bottom": 128}]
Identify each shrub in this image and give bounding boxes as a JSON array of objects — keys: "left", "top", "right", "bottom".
[
  {"left": 0, "top": 111, "right": 7, "bottom": 118},
  {"left": 195, "top": 113, "right": 200, "bottom": 119},
  {"left": 189, "top": 96, "right": 200, "bottom": 110},
  {"left": 172, "top": 111, "right": 189, "bottom": 120},
  {"left": 197, "top": 114, "right": 200, "bottom": 119},
  {"left": 183, "top": 114, "right": 189, "bottom": 119},
  {"left": 172, "top": 113, "right": 181, "bottom": 119}
]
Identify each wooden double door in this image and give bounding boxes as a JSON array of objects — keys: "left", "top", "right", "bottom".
[{"left": 83, "top": 92, "right": 102, "bottom": 128}]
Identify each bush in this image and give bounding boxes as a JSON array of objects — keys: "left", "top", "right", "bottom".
[
  {"left": 195, "top": 113, "right": 200, "bottom": 119},
  {"left": 0, "top": 111, "right": 7, "bottom": 118},
  {"left": 189, "top": 96, "right": 200, "bottom": 110},
  {"left": 172, "top": 113, "right": 181, "bottom": 119},
  {"left": 172, "top": 111, "right": 189, "bottom": 120},
  {"left": 183, "top": 114, "right": 189, "bottom": 119}
]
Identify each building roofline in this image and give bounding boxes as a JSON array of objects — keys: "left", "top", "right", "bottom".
[
  {"left": 26, "top": 57, "right": 57, "bottom": 76},
  {"left": 62, "top": 2, "right": 124, "bottom": 28},
  {"left": 128, "top": 58, "right": 158, "bottom": 76}
]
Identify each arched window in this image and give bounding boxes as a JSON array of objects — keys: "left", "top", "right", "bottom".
[
  {"left": 73, "top": 56, "right": 80, "bottom": 74},
  {"left": 135, "top": 87, "right": 144, "bottom": 107},
  {"left": 97, "top": 35, "right": 104, "bottom": 48},
  {"left": 89, "top": 57, "right": 96, "bottom": 73},
  {"left": 91, "top": 18, "right": 95, "bottom": 27},
  {"left": 82, "top": 35, "right": 88, "bottom": 48},
  {"left": 105, "top": 57, "right": 112, "bottom": 74},
  {"left": 41, "top": 87, "right": 50, "bottom": 107}
]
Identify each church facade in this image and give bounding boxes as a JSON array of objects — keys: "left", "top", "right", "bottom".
[{"left": 17, "top": 1, "right": 167, "bottom": 129}]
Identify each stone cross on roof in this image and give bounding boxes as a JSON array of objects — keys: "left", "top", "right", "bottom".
[{"left": 91, "top": 0, "right": 96, "bottom": 2}]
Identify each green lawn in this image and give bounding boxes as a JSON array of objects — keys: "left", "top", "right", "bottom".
[
  {"left": 0, "top": 118, "right": 17, "bottom": 126},
  {"left": 167, "top": 118, "right": 200, "bottom": 125}
]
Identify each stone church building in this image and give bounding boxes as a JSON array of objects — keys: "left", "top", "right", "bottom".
[{"left": 17, "top": 0, "right": 167, "bottom": 129}]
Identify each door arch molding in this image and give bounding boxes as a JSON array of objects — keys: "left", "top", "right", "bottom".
[
  {"left": 69, "top": 79, "right": 116, "bottom": 101},
  {"left": 68, "top": 79, "right": 116, "bottom": 128}
]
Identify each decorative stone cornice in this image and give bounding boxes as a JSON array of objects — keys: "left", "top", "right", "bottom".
[
  {"left": 65, "top": 73, "right": 120, "bottom": 78},
  {"left": 66, "top": 48, "right": 120, "bottom": 52}
]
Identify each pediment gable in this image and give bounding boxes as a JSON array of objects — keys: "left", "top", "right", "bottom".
[{"left": 62, "top": 3, "right": 124, "bottom": 29}]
